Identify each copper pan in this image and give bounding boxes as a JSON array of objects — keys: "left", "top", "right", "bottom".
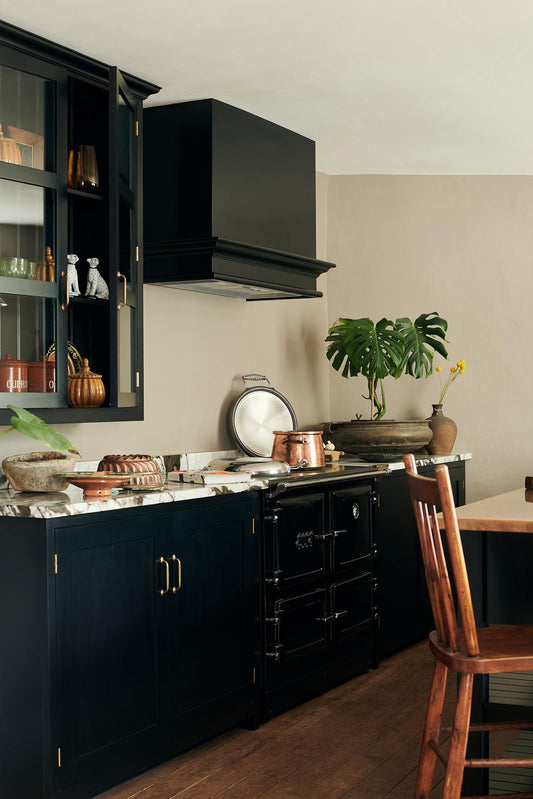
[{"left": 272, "top": 430, "right": 325, "bottom": 469}]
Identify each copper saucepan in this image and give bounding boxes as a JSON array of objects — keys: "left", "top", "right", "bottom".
[{"left": 272, "top": 430, "right": 325, "bottom": 469}]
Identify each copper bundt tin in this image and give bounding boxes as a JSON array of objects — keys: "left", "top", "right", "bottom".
[{"left": 97, "top": 454, "right": 164, "bottom": 489}]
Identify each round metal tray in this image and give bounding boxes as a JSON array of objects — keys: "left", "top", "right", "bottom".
[{"left": 230, "top": 385, "right": 297, "bottom": 457}]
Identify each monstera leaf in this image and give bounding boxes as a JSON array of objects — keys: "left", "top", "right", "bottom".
[
  {"left": 394, "top": 312, "right": 448, "bottom": 378},
  {"left": 326, "top": 317, "right": 405, "bottom": 379},
  {"left": 0, "top": 405, "right": 79, "bottom": 454}
]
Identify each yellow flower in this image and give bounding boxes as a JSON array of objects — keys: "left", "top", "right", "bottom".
[
  {"left": 459, "top": 367, "right": 465, "bottom": 374},
  {"left": 450, "top": 367, "right": 456, "bottom": 373},
  {"left": 436, "top": 365, "right": 441, "bottom": 372}
]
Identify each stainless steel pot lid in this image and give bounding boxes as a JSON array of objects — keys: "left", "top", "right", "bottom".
[
  {"left": 209, "top": 456, "right": 291, "bottom": 476},
  {"left": 230, "top": 374, "right": 297, "bottom": 457}
]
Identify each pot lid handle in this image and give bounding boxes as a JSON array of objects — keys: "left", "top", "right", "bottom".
[{"left": 242, "top": 374, "right": 270, "bottom": 386}]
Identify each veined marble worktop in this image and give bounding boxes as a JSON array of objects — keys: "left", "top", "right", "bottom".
[{"left": 0, "top": 452, "right": 471, "bottom": 520}]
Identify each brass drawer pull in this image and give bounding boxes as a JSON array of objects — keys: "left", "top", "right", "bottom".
[
  {"left": 159, "top": 556, "right": 170, "bottom": 595},
  {"left": 172, "top": 554, "right": 182, "bottom": 593}
]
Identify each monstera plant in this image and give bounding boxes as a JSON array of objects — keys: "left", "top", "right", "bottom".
[
  {"left": 326, "top": 312, "right": 449, "bottom": 420},
  {"left": 324, "top": 313, "right": 449, "bottom": 460}
]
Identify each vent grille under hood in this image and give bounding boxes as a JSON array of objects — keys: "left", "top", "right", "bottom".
[{"left": 143, "top": 99, "right": 335, "bottom": 300}]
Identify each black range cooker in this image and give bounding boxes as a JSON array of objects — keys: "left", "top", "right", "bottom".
[{"left": 259, "top": 462, "right": 388, "bottom": 720}]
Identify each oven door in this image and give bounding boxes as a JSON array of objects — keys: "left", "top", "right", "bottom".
[
  {"left": 330, "top": 573, "right": 376, "bottom": 642},
  {"left": 266, "top": 587, "right": 328, "bottom": 663},
  {"left": 331, "top": 485, "right": 373, "bottom": 575},
  {"left": 267, "top": 492, "right": 327, "bottom": 588}
]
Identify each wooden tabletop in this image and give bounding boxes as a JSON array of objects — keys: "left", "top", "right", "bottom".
[{"left": 440, "top": 488, "right": 533, "bottom": 533}]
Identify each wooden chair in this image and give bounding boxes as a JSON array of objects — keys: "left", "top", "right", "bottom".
[{"left": 404, "top": 454, "right": 533, "bottom": 799}]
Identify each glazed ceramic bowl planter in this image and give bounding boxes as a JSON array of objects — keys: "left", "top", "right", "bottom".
[
  {"left": 2, "top": 451, "right": 77, "bottom": 492},
  {"left": 324, "top": 420, "right": 432, "bottom": 462},
  {"left": 426, "top": 404, "right": 457, "bottom": 456}
]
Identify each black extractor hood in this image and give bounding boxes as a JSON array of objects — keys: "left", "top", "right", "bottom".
[{"left": 143, "top": 99, "right": 335, "bottom": 299}]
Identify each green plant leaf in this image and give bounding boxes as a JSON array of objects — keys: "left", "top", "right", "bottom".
[
  {"left": 395, "top": 312, "right": 449, "bottom": 378},
  {"left": 326, "top": 317, "right": 404, "bottom": 381},
  {"left": 6, "top": 405, "right": 80, "bottom": 454}
]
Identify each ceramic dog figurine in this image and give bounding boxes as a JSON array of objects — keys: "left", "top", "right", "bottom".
[
  {"left": 85, "top": 257, "right": 109, "bottom": 299},
  {"left": 67, "top": 253, "right": 81, "bottom": 296}
]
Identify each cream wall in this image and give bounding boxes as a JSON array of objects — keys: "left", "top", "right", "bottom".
[
  {"left": 325, "top": 175, "right": 533, "bottom": 501},
  {"left": 0, "top": 174, "right": 331, "bottom": 461}
]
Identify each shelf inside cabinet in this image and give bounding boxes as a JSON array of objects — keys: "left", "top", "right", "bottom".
[
  {"left": 0, "top": 276, "right": 56, "bottom": 298},
  {"left": 68, "top": 295, "right": 108, "bottom": 306},
  {"left": 67, "top": 188, "right": 105, "bottom": 202}
]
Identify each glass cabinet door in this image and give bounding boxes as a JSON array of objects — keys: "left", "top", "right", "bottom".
[
  {"left": 0, "top": 62, "right": 50, "bottom": 172},
  {"left": 0, "top": 52, "right": 65, "bottom": 408},
  {"left": 109, "top": 68, "right": 141, "bottom": 408}
]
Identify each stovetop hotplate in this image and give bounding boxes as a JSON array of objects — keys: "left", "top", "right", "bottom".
[{"left": 266, "top": 461, "right": 389, "bottom": 491}]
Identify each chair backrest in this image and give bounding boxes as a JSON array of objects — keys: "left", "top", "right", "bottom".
[{"left": 403, "top": 454, "right": 479, "bottom": 657}]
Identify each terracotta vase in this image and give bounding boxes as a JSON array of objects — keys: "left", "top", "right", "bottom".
[{"left": 426, "top": 404, "right": 457, "bottom": 456}]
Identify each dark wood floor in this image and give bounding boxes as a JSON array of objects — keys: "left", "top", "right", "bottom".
[{"left": 96, "top": 641, "right": 457, "bottom": 799}]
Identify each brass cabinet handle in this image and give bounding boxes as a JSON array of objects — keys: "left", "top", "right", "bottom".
[
  {"left": 117, "top": 271, "right": 127, "bottom": 310},
  {"left": 159, "top": 556, "right": 170, "bottom": 595},
  {"left": 60, "top": 270, "right": 69, "bottom": 310},
  {"left": 171, "top": 554, "right": 182, "bottom": 593}
]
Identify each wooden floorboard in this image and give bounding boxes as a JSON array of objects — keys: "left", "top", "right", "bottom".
[{"left": 95, "top": 640, "right": 457, "bottom": 799}]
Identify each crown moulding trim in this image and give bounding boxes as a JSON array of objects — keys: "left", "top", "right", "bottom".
[
  {"left": 0, "top": 21, "right": 160, "bottom": 99},
  {"left": 144, "top": 237, "right": 336, "bottom": 278}
]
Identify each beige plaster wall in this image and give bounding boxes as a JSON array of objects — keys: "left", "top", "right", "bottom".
[
  {"left": 0, "top": 176, "right": 331, "bottom": 461},
  {"left": 325, "top": 175, "right": 533, "bottom": 501}
]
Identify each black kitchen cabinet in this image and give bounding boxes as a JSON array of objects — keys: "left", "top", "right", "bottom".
[
  {"left": 261, "top": 479, "right": 380, "bottom": 719},
  {"left": 0, "top": 492, "right": 259, "bottom": 799},
  {"left": 0, "top": 23, "right": 159, "bottom": 423},
  {"left": 375, "top": 460, "right": 466, "bottom": 658}
]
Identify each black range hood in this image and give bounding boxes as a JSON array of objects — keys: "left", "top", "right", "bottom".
[{"left": 143, "top": 99, "right": 335, "bottom": 299}]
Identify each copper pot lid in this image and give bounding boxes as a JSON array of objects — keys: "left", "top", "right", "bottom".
[{"left": 230, "top": 375, "right": 297, "bottom": 457}]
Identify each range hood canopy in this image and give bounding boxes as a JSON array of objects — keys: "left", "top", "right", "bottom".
[{"left": 143, "top": 99, "right": 334, "bottom": 300}]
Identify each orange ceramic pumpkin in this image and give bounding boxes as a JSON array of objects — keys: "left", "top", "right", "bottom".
[{"left": 68, "top": 357, "right": 105, "bottom": 407}]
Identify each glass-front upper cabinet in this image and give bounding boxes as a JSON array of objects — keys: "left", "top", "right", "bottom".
[
  {"left": 0, "top": 53, "right": 65, "bottom": 408},
  {"left": 0, "top": 25, "right": 158, "bottom": 423},
  {"left": 110, "top": 68, "right": 142, "bottom": 409}
]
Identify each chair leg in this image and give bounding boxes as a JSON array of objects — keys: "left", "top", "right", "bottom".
[
  {"left": 443, "top": 673, "right": 474, "bottom": 799},
  {"left": 415, "top": 659, "right": 449, "bottom": 798}
]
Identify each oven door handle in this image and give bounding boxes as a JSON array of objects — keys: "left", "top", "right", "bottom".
[{"left": 314, "top": 531, "right": 333, "bottom": 541}]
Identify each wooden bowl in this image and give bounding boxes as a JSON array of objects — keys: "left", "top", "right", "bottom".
[{"left": 63, "top": 472, "right": 133, "bottom": 498}]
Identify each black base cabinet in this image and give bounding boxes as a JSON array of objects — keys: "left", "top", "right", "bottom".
[
  {"left": 0, "top": 492, "right": 259, "bottom": 799},
  {"left": 375, "top": 461, "right": 466, "bottom": 658}
]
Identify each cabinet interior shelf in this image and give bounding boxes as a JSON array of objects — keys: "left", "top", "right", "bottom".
[
  {"left": 67, "top": 188, "right": 106, "bottom": 201},
  {"left": 69, "top": 296, "right": 108, "bottom": 306},
  {"left": 0, "top": 276, "right": 57, "bottom": 298}
]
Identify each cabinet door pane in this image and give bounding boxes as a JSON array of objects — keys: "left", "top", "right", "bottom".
[
  {"left": 0, "top": 179, "right": 59, "bottom": 402},
  {"left": 0, "top": 63, "right": 50, "bottom": 171},
  {"left": 0, "top": 180, "right": 54, "bottom": 277},
  {"left": 110, "top": 69, "right": 139, "bottom": 407}
]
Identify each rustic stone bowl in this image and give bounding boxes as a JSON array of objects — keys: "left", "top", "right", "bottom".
[{"left": 2, "top": 451, "right": 77, "bottom": 492}]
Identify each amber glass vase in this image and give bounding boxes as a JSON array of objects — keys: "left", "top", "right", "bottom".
[{"left": 427, "top": 404, "right": 457, "bottom": 456}]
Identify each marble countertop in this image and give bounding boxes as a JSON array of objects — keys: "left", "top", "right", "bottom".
[
  {"left": 0, "top": 477, "right": 270, "bottom": 520},
  {"left": 0, "top": 451, "right": 471, "bottom": 520}
]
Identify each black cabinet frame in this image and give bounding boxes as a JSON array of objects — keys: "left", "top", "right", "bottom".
[{"left": 0, "top": 22, "right": 159, "bottom": 423}]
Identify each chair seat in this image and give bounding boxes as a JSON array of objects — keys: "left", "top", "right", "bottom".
[{"left": 430, "top": 625, "right": 533, "bottom": 674}]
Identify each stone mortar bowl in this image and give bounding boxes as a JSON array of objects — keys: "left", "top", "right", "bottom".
[{"left": 2, "top": 451, "right": 77, "bottom": 492}]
